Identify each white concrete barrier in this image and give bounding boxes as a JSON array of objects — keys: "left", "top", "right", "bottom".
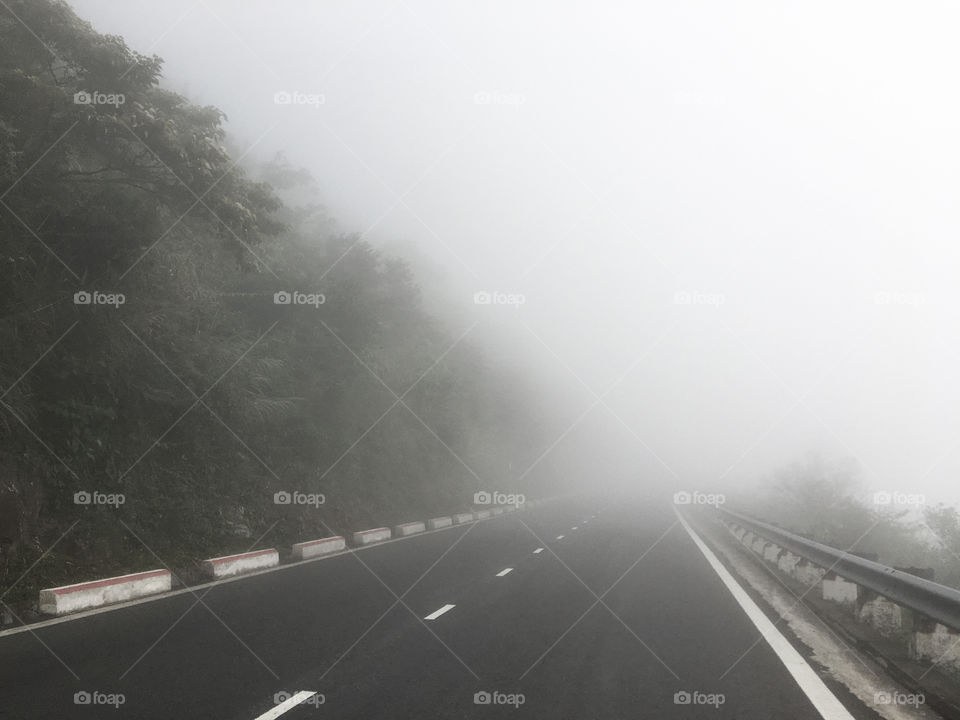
[
  {"left": 395, "top": 521, "right": 426, "bottom": 537},
  {"left": 427, "top": 517, "right": 452, "bottom": 530},
  {"left": 202, "top": 548, "right": 279, "bottom": 579},
  {"left": 858, "top": 596, "right": 902, "bottom": 637},
  {"left": 794, "top": 558, "right": 826, "bottom": 587},
  {"left": 777, "top": 551, "right": 801, "bottom": 576},
  {"left": 453, "top": 513, "right": 474, "bottom": 524},
  {"left": 475, "top": 510, "right": 491, "bottom": 520},
  {"left": 39, "top": 569, "right": 172, "bottom": 616},
  {"left": 822, "top": 572, "right": 858, "bottom": 606},
  {"left": 491, "top": 508, "right": 504, "bottom": 516},
  {"left": 353, "top": 527, "right": 391, "bottom": 546},
  {"left": 911, "top": 622, "right": 960, "bottom": 674},
  {"left": 292, "top": 536, "right": 345, "bottom": 561}
]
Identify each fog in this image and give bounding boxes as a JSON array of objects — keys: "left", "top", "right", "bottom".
[{"left": 69, "top": 0, "right": 960, "bottom": 504}]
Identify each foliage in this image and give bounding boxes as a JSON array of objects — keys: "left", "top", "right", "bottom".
[{"left": 0, "top": 0, "right": 555, "bottom": 611}]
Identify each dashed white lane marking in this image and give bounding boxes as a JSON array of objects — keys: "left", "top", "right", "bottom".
[
  {"left": 533, "top": 548, "right": 544, "bottom": 554},
  {"left": 496, "top": 568, "right": 514, "bottom": 577},
  {"left": 254, "top": 691, "right": 317, "bottom": 719},
  {"left": 424, "top": 604, "right": 456, "bottom": 620},
  {"left": 675, "top": 509, "right": 855, "bottom": 720},
  {"left": 556, "top": 535, "right": 565, "bottom": 540},
  {"left": 572, "top": 526, "right": 579, "bottom": 530}
]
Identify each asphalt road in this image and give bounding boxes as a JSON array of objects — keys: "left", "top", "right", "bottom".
[{"left": 0, "top": 495, "right": 873, "bottom": 719}]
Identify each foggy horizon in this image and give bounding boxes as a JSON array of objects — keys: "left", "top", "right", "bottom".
[{"left": 67, "top": 0, "right": 960, "bottom": 506}]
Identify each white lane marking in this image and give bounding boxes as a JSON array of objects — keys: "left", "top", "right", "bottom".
[
  {"left": 496, "top": 568, "right": 514, "bottom": 577},
  {"left": 572, "top": 526, "right": 579, "bottom": 530},
  {"left": 424, "top": 603, "right": 456, "bottom": 620},
  {"left": 675, "top": 509, "right": 855, "bottom": 720},
  {"left": 556, "top": 534, "right": 565, "bottom": 540},
  {"left": 533, "top": 548, "right": 544, "bottom": 554},
  {"left": 254, "top": 691, "right": 317, "bottom": 720}
]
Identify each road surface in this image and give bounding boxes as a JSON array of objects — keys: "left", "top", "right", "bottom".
[{"left": 0, "top": 495, "right": 874, "bottom": 718}]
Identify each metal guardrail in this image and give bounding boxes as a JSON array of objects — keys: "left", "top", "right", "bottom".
[{"left": 718, "top": 507, "right": 960, "bottom": 631}]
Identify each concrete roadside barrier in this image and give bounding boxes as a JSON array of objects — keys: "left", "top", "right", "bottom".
[
  {"left": 292, "top": 536, "right": 345, "bottom": 561},
  {"left": 395, "top": 521, "right": 426, "bottom": 537},
  {"left": 353, "top": 527, "right": 391, "bottom": 546},
  {"left": 453, "top": 513, "right": 474, "bottom": 524},
  {"left": 475, "top": 510, "right": 491, "bottom": 520},
  {"left": 491, "top": 508, "right": 504, "bottom": 516},
  {"left": 202, "top": 549, "right": 279, "bottom": 579},
  {"left": 39, "top": 569, "right": 172, "bottom": 616},
  {"left": 427, "top": 517, "right": 452, "bottom": 530}
]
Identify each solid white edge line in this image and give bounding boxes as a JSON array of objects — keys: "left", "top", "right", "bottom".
[
  {"left": 253, "top": 691, "right": 316, "bottom": 720},
  {"left": 674, "top": 508, "right": 854, "bottom": 720},
  {"left": 424, "top": 603, "right": 456, "bottom": 620},
  {"left": 496, "top": 568, "right": 513, "bottom": 577}
]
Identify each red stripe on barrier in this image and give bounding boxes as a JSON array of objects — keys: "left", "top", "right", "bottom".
[
  {"left": 207, "top": 549, "right": 277, "bottom": 564},
  {"left": 52, "top": 569, "right": 170, "bottom": 595}
]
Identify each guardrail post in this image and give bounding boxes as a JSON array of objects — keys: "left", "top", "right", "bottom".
[
  {"left": 855, "top": 586, "right": 903, "bottom": 637},
  {"left": 909, "top": 614, "right": 960, "bottom": 677},
  {"left": 794, "top": 558, "right": 825, "bottom": 587},
  {"left": 821, "top": 570, "right": 858, "bottom": 608},
  {"left": 777, "top": 551, "right": 800, "bottom": 576},
  {"left": 762, "top": 542, "right": 782, "bottom": 564}
]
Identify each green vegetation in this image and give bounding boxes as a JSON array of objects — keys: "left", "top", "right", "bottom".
[{"left": 0, "top": 0, "right": 556, "bottom": 612}]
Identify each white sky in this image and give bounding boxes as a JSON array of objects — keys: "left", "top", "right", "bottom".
[{"left": 68, "top": 0, "right": 960, "bottom": 504}]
